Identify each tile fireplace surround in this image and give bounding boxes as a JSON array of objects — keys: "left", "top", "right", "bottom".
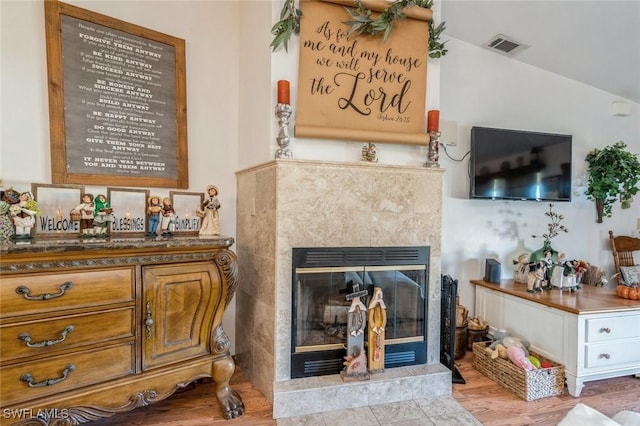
[{"left": 235, "top": 159, "right": 449, "bottom": 418}]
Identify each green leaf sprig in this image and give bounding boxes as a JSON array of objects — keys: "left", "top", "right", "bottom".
[
  {"left": 270, "top": 0, "right": 447, "bottom": 59},
  {"left": 270, "top": 0, "right": 303, "bottom": 52}
]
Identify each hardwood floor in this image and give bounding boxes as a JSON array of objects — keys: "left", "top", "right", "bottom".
[
  {"left": 453, "top": 351, "right": 640, "bottom": 426},
  {"left": 91, "top": 353, "right": 640, "bottom": 425},
  {"left": 91, "top": 371, "right": 276, "bottom": 426}
]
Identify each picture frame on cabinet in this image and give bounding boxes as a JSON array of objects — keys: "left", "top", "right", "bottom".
[
  {"left": 107, "top": 188, "right": 150, "bottom": 236},
  {"left": 31, "top": 183, "right": 84, "bottom": 237},
  {"left": 170, "top": 191, "right": 203, "bottom": 234}
]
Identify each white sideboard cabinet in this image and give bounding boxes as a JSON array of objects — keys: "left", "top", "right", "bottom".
[{"left": 472, "top": 280, "right": 640, "bottom": 397}]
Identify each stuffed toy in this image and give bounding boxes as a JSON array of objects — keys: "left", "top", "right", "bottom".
[
  {"left": 489, "top": 329, "right": 530, "bottom": 358},
  {"left": 507, "top": 346, "right": 536, "bottom": 371},
  {"left": 488, "top": 343, "right": 507, "bottom": 360}
]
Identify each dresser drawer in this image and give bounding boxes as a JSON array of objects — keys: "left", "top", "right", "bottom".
[
  {"left": 1, "top": 343, "right": 135, "bottom": 406},
  {"left": 0, "top": 269, "right": 134, "bottom": 319},
  {"left": 585, "top": 315, "right": 640, "bottom": 342},
  {"left": 585, "top": 340, "right": 640, "bottom": 368},
  {"left": 1, "top": 307, "right": 134, "bottom": 362}
]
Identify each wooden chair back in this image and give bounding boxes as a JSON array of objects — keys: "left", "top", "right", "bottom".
[{"left": 609, "top": 230, "right": 640, "bottom": 284}]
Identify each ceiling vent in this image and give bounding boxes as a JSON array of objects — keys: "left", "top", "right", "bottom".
[{"left": 486, "top": 34, "right": 529, "bottom": 55}]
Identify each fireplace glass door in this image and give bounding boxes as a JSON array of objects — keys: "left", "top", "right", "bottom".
[{"left": 292, "top": 257, "right": 427, "bottom": 378}]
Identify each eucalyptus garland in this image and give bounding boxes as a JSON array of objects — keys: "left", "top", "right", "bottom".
[
  {"left": 270, "top": 0, "right": 303, "bottom": 53},
  {"left": 271, "top": 0, "right": 447, "bottom": 59}
]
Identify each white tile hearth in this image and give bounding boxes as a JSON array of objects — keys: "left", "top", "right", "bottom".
[
  {"left": 273, "top": 364, "right": 451, "bottom": 418},
  {"left": 276, "top": 397, "right": 482, "bottom": 426}
]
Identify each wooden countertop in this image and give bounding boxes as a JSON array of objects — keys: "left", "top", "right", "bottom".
[
  {"left": 471, "top": 279, "right": 640, "bottom": 315},
  {"left": 0, "top": 235, "right": 235, "bottom": 273}
]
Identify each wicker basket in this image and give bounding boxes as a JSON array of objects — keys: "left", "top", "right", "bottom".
[
  {"left": 472, "top": 341, "right": 565, "bottom": 401},
  {"left": 69, "top": 211, "right": 82, "bottom": 221}
]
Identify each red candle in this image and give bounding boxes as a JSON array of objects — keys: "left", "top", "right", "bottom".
[
  {"left": 427, "top": 109, "right": 440, "bottom": 132},
  {"left": 277, "top": 80, "right": 290, "bottom": 105}
]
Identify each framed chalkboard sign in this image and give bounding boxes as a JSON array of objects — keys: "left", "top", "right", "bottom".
[{"left": 44, "top": 1, "right": 188, "bottom": 188}]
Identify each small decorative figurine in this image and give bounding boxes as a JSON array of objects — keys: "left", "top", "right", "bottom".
[
  {"left": 367, "top": 287, "right": 387, "bottom": 374},
  {"left": 550, "top": 251, "right": 567, "bottom": 289},
  {"left": 513, "top": 253, "right": 531, "bottom": 284},
  {"left": 361, "top": 142, "right": 378, "bottom": 163},
  {"left": 197, "top": 185, "right": 221, "bottom": 237},
  {"left": 146, "top": 195, "right": 162, "bottom": 236},
  {"left": 562, "top": 258, "right": 582, "bottom": 292},
  {"left": 527, "top": 260, "right": 547, "bottom": 293},
  {"left": 93, "top": 194, "right": 114, "bottom": 237},
  {"left": 71, "top": 193, "right": 96, "bottom": 238},
  {"left": 341, "top": 282, "right": 369, "bottom": 381},
  {"left": 1, "top": 188, "right": 20, "bottom": 241},
  {"left": 10, "top": 191, "right": 41, "bottom": 239},
  {"left": 540, "top": 250, "right": 553, "bottom": 289},
  {"left": 0, "top": 198, "right": 15, "bottom": 241},
  {"left": 160, "top": 197, "right": 176, "bottom": 236}
]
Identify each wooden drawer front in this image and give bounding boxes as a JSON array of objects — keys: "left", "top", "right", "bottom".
[
  {"left": 585, "top": 316, "right": 640, "bottom": 342},
  {"left": 1, "top": 308, "right": 134, "bottom": 361},
  {"left": 0, "top": 269, "right": 134, "bottom": 318},
  {"left": 585, "top": 340, "right": 640, "bottom": 368},
  {"left": 1, "top": 343, "right": 134, "bottom": 406}
]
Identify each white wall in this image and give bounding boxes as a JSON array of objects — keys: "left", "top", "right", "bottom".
[
  {"left": 0, "top": 0, "right": 242, "bottom": 350},
  {"left": 440, "top": 38, "right": 640, "bottom": 313},
  {"left": 2, "top": 1, "right": 639, "bottom": 348}
]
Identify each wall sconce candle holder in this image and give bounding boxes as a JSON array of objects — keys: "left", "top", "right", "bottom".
[
  {"left": 275, "top": 103, "right": 293, "bottom": 159},
  {"left": 424, "top": 131, "right": 440, "bottom": 167}
]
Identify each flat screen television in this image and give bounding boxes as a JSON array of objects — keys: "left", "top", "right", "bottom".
[{"left": 469, "top": 126, "right": 572, "bottom": 201}]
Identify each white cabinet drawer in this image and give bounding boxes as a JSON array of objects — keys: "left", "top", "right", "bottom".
[
  {"left": 585, "top": 340, "right": 640, "bottom": 368},
  {"left": 585, "top": 316, "right": 640, "bottom": 342}
]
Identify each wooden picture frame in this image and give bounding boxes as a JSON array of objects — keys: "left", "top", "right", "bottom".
[
  {"left": 44, "top": 1, "right": 188, "bottom": 188},
  {"left": 31, "top": 183, "right": 84, "bottom": 237},
  {"left": 170, "top": 191, "right": 203, "bottom": 234},
  {"left": 107, "top": 187, "right": 150, "bottom": 236}
]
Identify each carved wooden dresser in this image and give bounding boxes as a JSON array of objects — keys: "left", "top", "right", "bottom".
[{"left": 0, "top": 236, "right": 244, "bottom": 425}]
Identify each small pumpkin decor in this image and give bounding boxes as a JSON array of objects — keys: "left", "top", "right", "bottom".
[
  {"left": 617, "top": 284, "right": 640, "bottom": 300},
  {"left": 616, "top": 265, "right": 640, "bottom": 299}
]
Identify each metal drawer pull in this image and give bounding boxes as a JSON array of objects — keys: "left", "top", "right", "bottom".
[
  {"left": 599, "top": 327, "right": 611, "bottom": 333},
  {"left": 599, "top": 353, "right": 610, "bottom": 359},
  {"left": 16, "top": 282, "right": 73, "bottom": 301},
  {"left": 145, "top": 301, "right": 154, "bottom": 339},
  {"left": 18, "top": 325, "right": 75, "bottom": 348},
  {"left": 20, "top": 364, "right": 75, "bottom": 388}
]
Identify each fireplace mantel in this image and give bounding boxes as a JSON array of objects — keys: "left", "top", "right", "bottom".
[{"left": 235, "top": 159, "right": 448, "bottom": 417}]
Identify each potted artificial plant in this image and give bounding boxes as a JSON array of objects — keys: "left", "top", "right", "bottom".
[{"left": 585, "top": 141, "right": 640, "bottom": 223}]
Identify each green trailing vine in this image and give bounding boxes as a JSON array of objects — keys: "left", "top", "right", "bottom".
[
  {"left": 585, "top": 141, "right": 640, "bottom": 221},
  {"left": 271, "top": 0, "right": 447, "bottom": 59}
]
